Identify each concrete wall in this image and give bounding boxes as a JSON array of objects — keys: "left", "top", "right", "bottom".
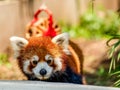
[{"left": 0, "top": 1, "right": 21, "bottom": 52}]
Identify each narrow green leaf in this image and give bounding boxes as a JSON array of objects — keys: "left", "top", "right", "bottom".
[
  {"left": 111, "top": 71, "right": 120, "bottom": 76},
  {"left": 114, "top": 79, "right": 120, "bottom": 86},
  {"left": 117, "top": 52, "right": 120, "bottom": 61},
  {"left": 109, "top": 57, "right": 115, "bottom": 73}
]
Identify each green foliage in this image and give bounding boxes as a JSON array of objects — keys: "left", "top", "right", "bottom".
[
  {"left": 111, "top": 69, "right": 120, "bottom": 87},
  {"left": 60, "top": 9, "right": 120, "bottom": 86},
  {"left": 0, "top": 53, "right": 9, "bottom": 65},
  {"left": 95, "top": 66, "right": 112, "bottom": 86},
  {"left": 61, "top": 11, "right": 120, "bottom": 39},
  {"left": 86, "top": 66, "right": 115, "bottom": 86},
  {"left": 107, "top": 35, "right": 120, "bottom": 87}
]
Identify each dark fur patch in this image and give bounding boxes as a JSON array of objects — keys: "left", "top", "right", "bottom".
[{"left": 27, "top": 66, "right": 83, "bottom": 84}]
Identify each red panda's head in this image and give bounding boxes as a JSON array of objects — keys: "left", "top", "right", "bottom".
[{"left": 10, "top": 33, "right": 70, "bottom": 80}]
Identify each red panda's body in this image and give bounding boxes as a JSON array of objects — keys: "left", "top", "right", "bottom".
[{"left": 10, "top": 33, "right": 83, "bottom": 84}]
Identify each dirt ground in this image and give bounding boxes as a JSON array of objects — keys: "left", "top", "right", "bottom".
[{"left": 0, "top": 38, "right": 115, "bottom": 86}]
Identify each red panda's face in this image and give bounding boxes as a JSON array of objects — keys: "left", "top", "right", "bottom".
[
  {"left": 20, "top": 41, "right": 64, "bottom": 80},
  {"left": 21, "top": 53, "right": 63, "bottom": 80},
  {"left": 10, "top": 33, "right": 70, "bottom": 80},
  {"left": 31, "top": 54, "right": 55, "bottom": 80}
]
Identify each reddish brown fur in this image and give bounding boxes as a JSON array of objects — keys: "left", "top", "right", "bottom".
[
  {"left": 68, "top": 41, "right": 83, "bottom": 75},
  {"left": 17, "top": 36, "right": 83, "bottom": 76},
  {"left": 25, "top": 18, "right": 84, "bottom": 81},
  {"left": 17, "top": 36, "right": 67, "bottom": 73}
]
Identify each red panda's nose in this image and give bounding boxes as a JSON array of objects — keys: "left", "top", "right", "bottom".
[{"left": 39, "top": 68, "right": 47, "bottom": 76}]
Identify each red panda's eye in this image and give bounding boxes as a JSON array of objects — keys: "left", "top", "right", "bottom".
[
  {"left": 45, "top": 55, "right": 53, "bottom": 65},
  {"left": 32, "top": 61, "right": 38, "bottom": 65},
  {"left": 46, "top": 58, "right": 53, "bottom": 65},
  {"left": 31, "top": 55, "right": 39, "bottom": 65},
  {"left": 47, "top": 60, "right": 52, "bottom": 64}
]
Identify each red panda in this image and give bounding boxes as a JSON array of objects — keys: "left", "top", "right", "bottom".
[{"left": 10, "top": 33, "right": 83, "bottom": 84}]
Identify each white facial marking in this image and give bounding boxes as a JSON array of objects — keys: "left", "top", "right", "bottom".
[
  {"left": 45, "top": 54, "right": 62, "bottom": 72},
  {"left": 45, "top": 54, "right": 53, "bottom": 61},
  {"left": 31, "top": 55, "right": 39, "bottom": 62},
  {"left": 54, "top": 57, "right": 62, "bottom": 72},
  {"left": 32, "top": 62, "right": 53, "bottom": 80},
  {"left": 23, "top": 60, "right": 32, "bottom": 74}
]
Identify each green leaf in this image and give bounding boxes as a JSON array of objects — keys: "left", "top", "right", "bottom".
[{"left": 114, "top": 79, "right": 120, "bottom": 87}]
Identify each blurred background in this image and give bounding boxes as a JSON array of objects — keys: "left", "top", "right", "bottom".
[{"left": 0, "top": 0, "right": 120, "bottom": 87}]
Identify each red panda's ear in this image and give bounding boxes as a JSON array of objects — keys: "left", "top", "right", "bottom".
[
  {"left": 52, "top": 33, "right": 70, "bottom": 55},
  {"left": 9, "top": 36, "right": 28, "bottom": 58}
]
